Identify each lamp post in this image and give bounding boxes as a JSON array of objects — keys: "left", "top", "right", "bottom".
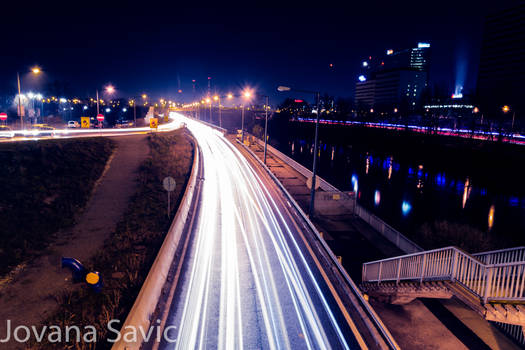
[
  {"left": 241, "top": 90, "right": 252, "bottom": 142},
  {"left": 263, "top": 95, "right": 269, "bottom": 164},
  {"left": 278, "top": 85, "right": 321, "bottom": 217},
  {"left": 17, "top": 67, "right": 41, "bottom": 129},
  {"left": 205, "top": 97, "right": 212, "bottom": 122},
  {"left": 213, "top": 95, "right": 222, "bottom": 128}
]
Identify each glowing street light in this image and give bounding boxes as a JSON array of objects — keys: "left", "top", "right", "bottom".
[
  {"left": 142, "top": 94, "right": 147, "bottom": 99},
  {"left": 17, "top": 67, "right": 43, "bottom": 129},
  {"left": 105, "top": 85, "right": 115, "bottom": 94},
  {"left": 502, "top": 105, "right": 510, "bottom": 113},
  {"left": 473, "top": 107, "right": 479, "bottom": 113},
  {"left": 227, "top": 93, "right": 233, "bottom": 99},
  {"left": 240, "top": 89, "right": 253, "bottom": 142},
  {"left": 96, "top": 84, "right": 115, "bottom": 115}
]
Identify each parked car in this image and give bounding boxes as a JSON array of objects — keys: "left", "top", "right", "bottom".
[
  {"left": 0, "top": 126, "right": 14, "bottom": 138},
  {"left": 67, "top": 120, "right": 80, "bottom": 128},
  {"left": 115, "top": 120, "right": 133, "bottom": 128}
]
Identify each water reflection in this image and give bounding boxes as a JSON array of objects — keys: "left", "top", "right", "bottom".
[
  {"left": 374, "top": 190, "right": 381, "bottom": 206},
  {"left": 462, "top": 178, "right": 471, "bottom": 209},
  {"left": 488, "top": 205, "right": 495, "bottom": 230},
  {"left": 402, "top": 201, "right": 412, "bottom": 216}
]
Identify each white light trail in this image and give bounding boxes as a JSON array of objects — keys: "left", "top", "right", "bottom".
[{"left": 164, "top": 113, "right": 353, "bottom": 350}]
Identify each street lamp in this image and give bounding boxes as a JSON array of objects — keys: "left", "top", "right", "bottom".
[
  {"left": 213, "top": 95, "right": 222, "bottom": 127},
  {"left": 241, "top": 90, "right": 252, "bottom": 142},
  {"left": 96, "top": 84, "right": 115, "bottom": 118},
  {"left": 17, "top": 67, "right": 42, "bottom": 129},
  {"left": 277, "top": 85, "right": 321, "bottom": 218}
]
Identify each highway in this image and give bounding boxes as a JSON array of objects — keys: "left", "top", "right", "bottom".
[{"left": 155, "top": 114, "right": 388, "bottom": 350}]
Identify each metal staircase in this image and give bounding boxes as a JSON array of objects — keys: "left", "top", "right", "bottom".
[{"left": 362, "top": 246, "right": 525, "bottom": 328}]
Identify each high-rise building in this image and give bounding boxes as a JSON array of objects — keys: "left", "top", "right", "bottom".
[
  {"left": 477, "top": 3, "right": 525, "bottom": 119},
  {"left": 355, "top": 43, "right": 430, "bottom": 112}
]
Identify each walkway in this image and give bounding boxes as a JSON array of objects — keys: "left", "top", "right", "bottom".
[{"left": 0, "top": 134, "right": 148, "bottom": 348}]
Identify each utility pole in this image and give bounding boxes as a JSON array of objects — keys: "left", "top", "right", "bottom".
[
  {"left": 17, "top": 72, "right": 23, "bottom": 130},
  {"left": 263, "top": 95, "right": 269, "bottom": 164}
]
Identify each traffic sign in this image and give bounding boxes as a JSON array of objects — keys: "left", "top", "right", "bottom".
[
  {"left": 163, "top": 176, "right": 176, "bottom": 217},
  {"left": 0, "top": 113, "right": 7, "bottom": 121},
  {"left": 163, "top": 177, "right": 176, "bottom": 192},
  {"left": 96, "top": 114, "right": 104, "bottom": 121},
  {"left": 150, "top": 118, "right": 158, "bottom": 129},
  {"left": 81, "top": 117, "right": 90, "bottom": 128}
]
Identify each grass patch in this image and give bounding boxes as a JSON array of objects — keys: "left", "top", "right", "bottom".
[
  {"left": 34, "top": 129, "right": 194, "bottom": 349},
  {"left": 0, "top": 138, "right": 115, "bottom": 276}
]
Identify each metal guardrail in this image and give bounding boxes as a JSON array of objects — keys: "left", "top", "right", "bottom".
[
  {"left": 473, "top": 246, "right": 525, "bottom": 264},
  {"left": 363, "top": 246, "right": 525, "bottom": 304},
  {"left": 355, "top": 205, "right": 422, "bottom": 254},
  {"left": 237, "top": 139, "right": 400, "bottom": 350},
  {"left": 249, "top": 134, "right": 422, "bottom": 255},
  {"left": 112, "top": 136, "right": 201, "bottom": 350}
]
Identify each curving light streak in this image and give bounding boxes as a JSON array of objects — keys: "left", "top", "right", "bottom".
[{"left": 164, "top": 113, "right": 353, "bottom": 350}]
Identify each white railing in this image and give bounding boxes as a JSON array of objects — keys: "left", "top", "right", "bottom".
[
  {"left": 473, "top": 246, "right": 525, "bottom": 264},
  {"left": 354, "top": 205, "right": 422, "bottom": 254},
  {"left": 362, "top": 246, "right": 525, "bottom": 304}
]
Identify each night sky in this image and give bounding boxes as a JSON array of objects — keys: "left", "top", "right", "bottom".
[{"left": 2, "top": 1, "right": 521, "bottom": 104}]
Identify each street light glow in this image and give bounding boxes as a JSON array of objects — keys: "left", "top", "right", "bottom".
[
  {"left": 105, "top": 85, "right": 115, "bottom": 94},
  {"left": 502, "top": 105, "right": 510, "bottom": 113},
  {"left": 31, "top": 67, "right": 41, "bottom": 74},
  {"left": 213, "top": 95, "right": 219, "bottom": 101},
  {"left": 277, "top": 86, "right": 291, "bottom": 92},
  {"left": 227, "top": 93, "right": 233, "bottom": 99}
]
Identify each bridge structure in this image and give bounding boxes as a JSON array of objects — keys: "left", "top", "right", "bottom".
[{"left": 362, "top": 246, "right": 525, "bottom": 334}]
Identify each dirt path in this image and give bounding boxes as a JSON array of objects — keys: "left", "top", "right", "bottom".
[{"left": 0, "top": 134, "right": 148, "bottom": 345}]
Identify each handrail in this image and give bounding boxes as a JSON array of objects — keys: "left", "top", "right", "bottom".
[
  {"left": 363, "top": 246, "right": 525, "bottom": 304},
  {"left": 473, "top": 246, "right": 525, "bottom": 264}
]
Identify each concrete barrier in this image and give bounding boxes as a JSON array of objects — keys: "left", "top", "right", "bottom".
[{"left": 112, "top": 138, "right": 201, "bottom": 350}]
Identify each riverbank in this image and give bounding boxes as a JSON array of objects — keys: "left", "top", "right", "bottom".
[{"left": 258, "top": 121, "right": 525, "bottom": 251}]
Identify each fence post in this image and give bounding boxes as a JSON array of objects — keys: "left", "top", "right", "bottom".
[
  {"left": 483, "top": 267, "right": 493, "bottom": 304},
  {"left": 450, "top": 249, "right": 459, "bottom": 281},
  {"left": 378, "top": 261, "right": 383, "bottom": 283},
  {"left": 396, "top": 258, "right": 402, "bottom": 285},
  {"left": 420, "top": 254, "right": 427, "bottom": 284}
]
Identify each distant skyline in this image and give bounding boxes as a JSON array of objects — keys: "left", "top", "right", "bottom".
[{"left": 1, "top": 1, "right": 521, "bottom": 104}]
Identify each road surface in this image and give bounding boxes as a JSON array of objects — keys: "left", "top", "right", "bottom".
[{"left": 156, "top": 115, "right": 373, "bottom": 350}]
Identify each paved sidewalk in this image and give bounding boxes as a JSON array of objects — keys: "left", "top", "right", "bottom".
[
  {"left": 237, "top": 135, "right": 519, "bottom": 350},
  {"left": 0, "top": 134, "right": 148, "bottom": 347}
]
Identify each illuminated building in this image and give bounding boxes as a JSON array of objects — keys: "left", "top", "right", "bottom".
[{"left": 355, "top": 42, "right": 430, "bottom": 113}]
